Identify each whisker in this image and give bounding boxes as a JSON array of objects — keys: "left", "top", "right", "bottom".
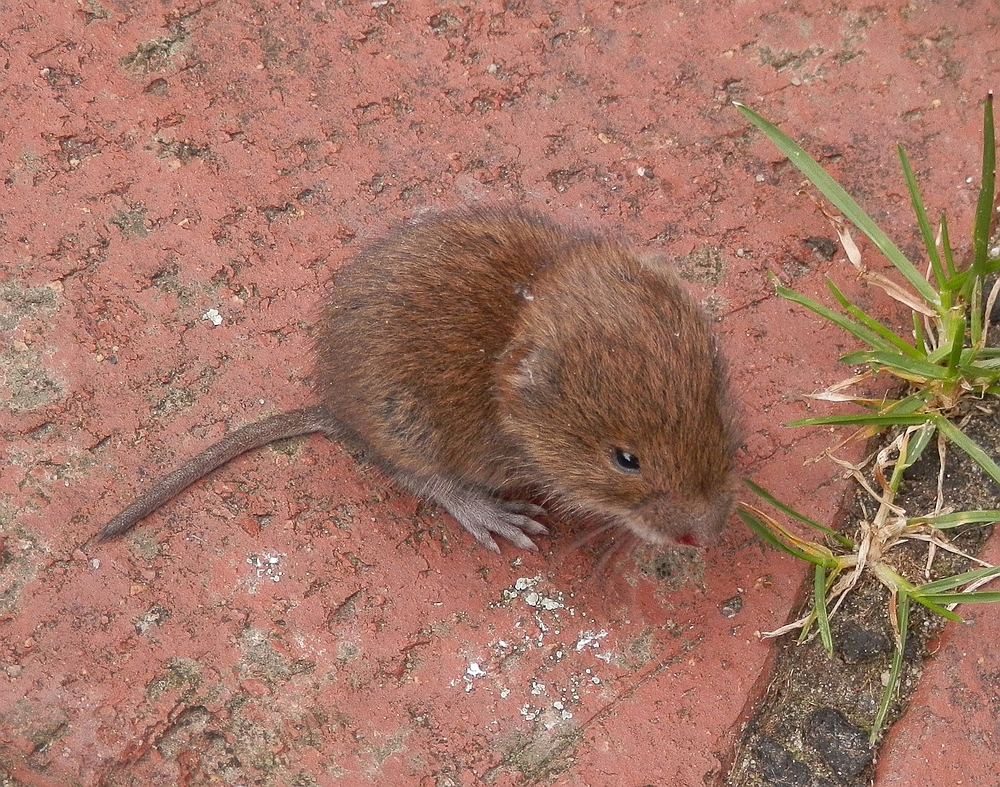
[
  {"left": 568, "top": 519, "right": 619, "bottom": 551},
  {"left": 594, "top": 532, "right": 634, "bottom": 576}
]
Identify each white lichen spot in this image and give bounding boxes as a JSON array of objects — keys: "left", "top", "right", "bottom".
[
  {"left": 575, "top": 629, "right": 609, "bottom": 651},
  {"left": 201, "top": 308, "right": 223, "bottom": 326},
  {"left": 466, "top": 662, "right": 486, "bottom": 679},
  {"left": 501, "top": 574, "right": 541, "bottom": 603},
  {"left": 462, "top": 661, "right": 487, "bottom": 693},
  {"left": 523, "top": 587, "right": 563, "bottom": 611},
  {"left": 248, "top": 553, "right": 283, "bottom": 582},
  {"left": 514, "top": 576, "right": 539, "bottom": 592}
]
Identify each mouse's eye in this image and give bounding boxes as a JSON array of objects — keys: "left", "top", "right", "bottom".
[{"left": 612, "top": 448, "right": 641, "bottom": 474}]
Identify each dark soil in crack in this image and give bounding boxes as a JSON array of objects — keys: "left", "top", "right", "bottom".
[{"left": 723, "top": 383, "right": 1000, "bottom": 786}]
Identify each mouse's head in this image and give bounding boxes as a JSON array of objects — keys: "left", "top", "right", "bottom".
[{"left": 497, "top": 242, "right": 740, "bottom": 547}]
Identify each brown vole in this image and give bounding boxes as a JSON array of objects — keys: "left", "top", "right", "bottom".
[{"left": 92, "top": 208, "right": 740, "bottom": 552}]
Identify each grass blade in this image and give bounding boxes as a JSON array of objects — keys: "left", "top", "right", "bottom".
[
  {"left": 871, "top": 594, "right": 909, "bottom": 743},
  {"left": 770, "top": 273, "right": 893, "bottom": 351},
  {"left": 788, "top": 413, "right": 931, "bottom": 428},
  {"left": 910, "top": 594, "right": 965, "bottom": 621},
  {"left": 920, "top": 591, "right": 1000, "bottom": 605},
  {"left": 931, "top": 415, "right": 1000, "bottom": 487},
  {"left": 913, "top": 310, "right": 927, "bottom": 353},
  {"left": 970, "top": 273, "right": 984, "bottom": 347},
  {"left": 907, "top": 510, "right": 1000, "bottom": 529},
  {"left": 914, "top": 565, "right": 1000, "bottom": 593},
  {"left": 897, "top": 421, "right": 936, "bottom": 474},
  {"left": 814, "top": 565, "right": 833, "bottom": 657},
  {"left": 939, "top": 213, "right": 958, "bottom": 279},
  {"left": 971, "top": 92, "right": 996, "bottom": 276},
  {"left": 736, "top": 507, "right": 836, "bottom": 567},
  {"left": 945, "top": 313, "right": 967, "bottom": 376},
  {"left": 898, "top": 144, "right": 945, "bottom": 289},
  {"left": 735, "top": 102, "right": 940, "bottom": 306},
  {"left": 884, "top": 393, "right": 935, "bottom": 416},
  {"left": 826, "top": 279, "right": 922, "bottom": 358},
  {"left": 745, "top": 480, "right": 855, "bottom": 547},
  {"left": 838, "top": 350, "right": 951, "bottom": 381}
]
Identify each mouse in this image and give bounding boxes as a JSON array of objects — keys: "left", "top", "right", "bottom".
[{"left": 91, "top": 207, "right": 740, "bottom": 553}]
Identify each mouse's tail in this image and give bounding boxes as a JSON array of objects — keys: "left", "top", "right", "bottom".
[{"left": 90, "top": 404, "right": 334, "bottom": 545}]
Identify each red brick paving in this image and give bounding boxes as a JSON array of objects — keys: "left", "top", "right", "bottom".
[{"left": 2, "top": 1, "right": 997, "bottom": 784}]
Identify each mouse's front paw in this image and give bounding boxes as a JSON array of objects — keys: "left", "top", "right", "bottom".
[{"left": 444, "top": 495, "right": 549, "bottom": 553}]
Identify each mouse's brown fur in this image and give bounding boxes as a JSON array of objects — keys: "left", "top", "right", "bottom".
[{"left": 93, "top": 207, "right": 740, "bottom": 553}]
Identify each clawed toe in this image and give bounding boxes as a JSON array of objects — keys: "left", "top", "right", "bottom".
[
  {"left": 465, "top": 510, "right": 545, "bottom": 552},
  {"left": 434, "top": 491, "right": 549, "bottom": 552},
  {"left": 500, "top": 500, "right": 547, "bottom": 519}
]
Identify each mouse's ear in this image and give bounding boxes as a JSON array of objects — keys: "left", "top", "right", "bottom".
[{"left": 497, "top": 338, "right": 561, "bottom": 401}]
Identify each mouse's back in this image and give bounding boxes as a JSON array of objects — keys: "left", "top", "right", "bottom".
[{"left": 313, "top": 209, "right": 563, "bottom": 488}]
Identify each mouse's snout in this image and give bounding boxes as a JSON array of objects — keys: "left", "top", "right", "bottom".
[
  {"left": 675, "top": 532, "right": 701, "bottom": 548},
  {"left": 620, "top": 492, "right": 736, "bottom": 549}
]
